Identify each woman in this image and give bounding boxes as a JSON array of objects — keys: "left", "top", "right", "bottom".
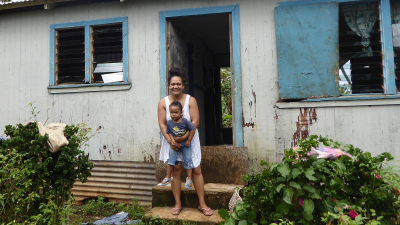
[{"left": 158, "top": 67, "right": 212, "bottom": 216}]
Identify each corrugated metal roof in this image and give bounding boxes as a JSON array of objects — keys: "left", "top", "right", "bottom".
[
  {"left": 0, "top": 0, "right": 31, "bottom": 5},
  {"left": 72, "top": 160, "right": 158, "bottom": 207}
]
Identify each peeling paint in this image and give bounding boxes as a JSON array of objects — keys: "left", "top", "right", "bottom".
[
  {"left": 242, "top": 115, "right": 255, "bottom": 128},
  {"left": 251, "top": 85, "right": 256, "bottom": 118},
  {"left": 292, "top": 108, "right": 317, "bottom": 147}
]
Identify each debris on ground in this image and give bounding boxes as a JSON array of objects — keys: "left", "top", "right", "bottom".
[{"left": 82, "top": 212, "right": 141, "bottom": 225}]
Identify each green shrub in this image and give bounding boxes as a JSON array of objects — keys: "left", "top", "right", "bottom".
[
  {"left": 0, "top": 122, "right": 94, "bottom": 224},
  {"left": 220, "top": 135, "right": 400, "bottom": 224}
]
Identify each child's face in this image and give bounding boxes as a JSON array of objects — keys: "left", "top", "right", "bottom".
[{"left": 169, "top": 105, "right": 182, "bottom": 121}]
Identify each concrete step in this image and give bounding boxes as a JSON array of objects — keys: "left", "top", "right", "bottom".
[
  {"left": 144, "top": 207, "right": 223, "bottom": 225},
  {"left": 152, "top": 183, "right": 243, "bottom": 209}
]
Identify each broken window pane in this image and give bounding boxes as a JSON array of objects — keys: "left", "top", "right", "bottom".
[
  {"left": 56, "top": 28, "right": 85, "bottom": 84},
  {"left": 92, "top": 24, "right": 123, "bottom": 83},
  {"left": 339, "top": 3, "right": 383, "bottom": 94}
]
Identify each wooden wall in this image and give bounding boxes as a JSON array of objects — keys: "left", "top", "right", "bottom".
[{"left": 1, "top": 0, "right": 399, "bottom": 174}]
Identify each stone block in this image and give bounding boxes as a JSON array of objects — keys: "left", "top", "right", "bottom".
[{"left": 152, "top": 183, "right": 242, "bottom": 209}]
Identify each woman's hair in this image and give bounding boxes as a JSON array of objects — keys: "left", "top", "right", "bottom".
[
  {"left": 169, "top": 100, "right": 183, "bottom": 112},
  {"left": 168, "top": 67, "right": 187, "bottom": 85}
]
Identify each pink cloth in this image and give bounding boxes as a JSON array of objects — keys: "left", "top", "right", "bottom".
[{"left": 293, "top": 146, "right": 352, "bottom": 160}]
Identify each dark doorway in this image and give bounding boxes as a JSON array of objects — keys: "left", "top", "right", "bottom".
[{"left": 166, "top": 13, "right": 232, "bottom": 146}]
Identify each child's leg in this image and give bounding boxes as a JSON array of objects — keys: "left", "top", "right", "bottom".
[
  {"left": 168, "top": 147, "right": 179, "bottom": 167},
  {"left": 160, "top": 147, "right": 179, "bottom": 186},
  {"left": 182, "top": 145, "right": 194, "bottom": 189},
  {"left": 181, "top": 145, "right": 194, "bottom": 178},
  {"left": 161, "top": 164, "right": 174, "bottom": 185}
]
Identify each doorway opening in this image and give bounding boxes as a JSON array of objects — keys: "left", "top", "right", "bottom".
[{"left": 166, "top": 13, "right": 232, "bottom": 146}]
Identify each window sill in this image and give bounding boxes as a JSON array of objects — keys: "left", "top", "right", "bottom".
[
  {"left": 276, "top": 94, "right": 400, "bottom": 109},
  {"left": 48, "top": 82, "right": 131, "bottom": 94}
]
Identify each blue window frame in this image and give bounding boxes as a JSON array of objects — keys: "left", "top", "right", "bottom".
[
  {"left": 276, "top": 0, "right": 397, "bottom": 101},
  {"left": 49, "top": 17, "right": 128, "bottom": 88}
]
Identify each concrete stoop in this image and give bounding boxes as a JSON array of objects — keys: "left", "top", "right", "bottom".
[
  {"left": 145, "top": 183, "right": 243, "bottom": 224},
  {"left": 144, "top": 207, "right": 223, "bottom": 225},
  {"left": 152, "top": 183, "right": 243, "bottom": 209}
]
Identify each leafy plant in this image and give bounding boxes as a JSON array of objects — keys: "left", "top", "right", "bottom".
[
  {"left": 219, "top": 201, "right": 257, "bottom": 225},
  {"left": 221, "top": 135, "right": 400, "bottom": 224},
  {"left": 139, "top": 215, "right": 197, "bottom": 225},
  {"left": 321, "top": 202, "right": 383, "bottom": 225},
  {"left": 0, "top": 122, "right": 94, "bottom": 224},
  {"left": 221, "top": 67, "right": 232, "bottom": 128}
]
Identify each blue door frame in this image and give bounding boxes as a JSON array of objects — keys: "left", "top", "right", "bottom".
[{"left": 159, "top": 5, "right": 243, "bottom": 147}]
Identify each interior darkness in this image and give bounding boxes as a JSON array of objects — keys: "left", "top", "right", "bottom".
[{"left": 169, "top": 13, "right": 232, "bottom": 145}]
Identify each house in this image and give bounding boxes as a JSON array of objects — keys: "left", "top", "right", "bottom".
[{"left": 1, "top": 0, "right": 399, "bottom": 206}]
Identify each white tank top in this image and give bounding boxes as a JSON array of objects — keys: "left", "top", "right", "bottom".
[{"left": 159, "top": 94, "right": 201, "bottom": 167}]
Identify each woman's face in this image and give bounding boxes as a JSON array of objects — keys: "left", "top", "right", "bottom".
[{"left": 169, "top": 76, "right": 184, "bottom": 95}]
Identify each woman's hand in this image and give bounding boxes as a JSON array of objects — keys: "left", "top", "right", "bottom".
[{"left": 169, "top": 140, "right": 181, "bottom": 150}]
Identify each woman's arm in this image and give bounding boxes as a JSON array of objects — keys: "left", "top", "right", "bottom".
[
  {"left": 158, "top": 99, "right": 180, "bottom": 150},
  {"left": 188, "top": 96, "right": 200, "bottom": 129}
]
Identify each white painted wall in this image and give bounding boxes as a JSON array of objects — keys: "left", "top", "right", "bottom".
[{"left": 1, "top": 0, "right": 396, "bottom": 174}]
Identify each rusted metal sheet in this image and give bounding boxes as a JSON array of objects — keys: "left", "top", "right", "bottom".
[
  {"left": 72, "top": 160, "right": 158, "bottom": 206},
  {"left": 275, "top": 3, "right": 340, "bottom": 99}
]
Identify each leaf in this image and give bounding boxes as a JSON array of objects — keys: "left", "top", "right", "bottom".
[
  {"left": 260, "top": 218, "right": 269, "bottom": 224},
  {"left": 276, "top": 183, "right": 285, "bottom": 193},
  {"left": 291, "top": 168, "right": 302, "bottom": 178},
  {"left": 333, "top": 161, "right": 346, "bottom": 173},
  {"left": 309, "top": 192, "right": 321, "bottom": 199},
  {"left": 303, "top": 184, "right": 316, "bottom": 193},
  {"left": 303, "top": 199, "right": 315, "bottom": 221},
  {"left": 283, "top": 187, "right": 294, "bottom": 205},
  {"left": 329, "top": 178, "right": 341, "bottom": 190},
  {"left": 218, "top": 209, "right": 230, "bottom": 220},
  {"left": 277, "top": 164, "right": 290, "bottom": 177},
  {"left": 304, "top": 168, "right": 318, "bottom": 181},
  {"left": 238, "top": 220, "right": 248, "bottom": 225},
  {"left": 276, "top": 200, "right": 290, "bottom": 215},
  {"left": 270, "top": 164, "right": 279, "bottom": 171},
  {"left": 225, "top": 217, "right": 236, "bottom": 225},
  {"left": 237, "top": 210, "right": 247, "bottom": 220},
  {"left": 355, "top": 215, "right": 362, "bottom": 223},
  {"left": 247, "top": 209, "right": 257, "bottom": 220},
  {"left": 289, "top": 182, "right": 302, "bottom": 191}
]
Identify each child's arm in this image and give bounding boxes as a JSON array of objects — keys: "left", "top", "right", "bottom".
[
  {"left": 168, "top": 133, "right": 176, "bottom": 146},
  {"left": 175, "top": 131, "right": 189, "bottom": 143},
  {"left": 185, "top": 129, "right": 196, "bottom": 147}
]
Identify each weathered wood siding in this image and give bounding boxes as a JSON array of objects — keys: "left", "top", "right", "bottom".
[{"left": 1, "top": 0, "right": 398, "bottom": 175}]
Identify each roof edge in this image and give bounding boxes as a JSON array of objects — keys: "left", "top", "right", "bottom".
[{"left": 0, "top": 0, "right": 79, "bottom": 11}]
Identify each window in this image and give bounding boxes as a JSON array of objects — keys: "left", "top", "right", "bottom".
[
  {"left": 49, "top": 17, "right": 128, "bottom": 87},
  {"left": 275, "top": 0, "right": 397, "bottom": 100}
]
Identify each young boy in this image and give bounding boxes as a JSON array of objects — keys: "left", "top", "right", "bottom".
[{"left": 161, "top": 101, "right": 196, "bottom": 189}]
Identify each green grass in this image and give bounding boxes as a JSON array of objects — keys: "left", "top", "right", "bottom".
[{"left": 60, "top": 197, "right": 197, "bottom": 225}]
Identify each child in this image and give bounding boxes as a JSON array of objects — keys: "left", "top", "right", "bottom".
[{"left": 161, "top": 101, "right": 196, "bottom": 189}]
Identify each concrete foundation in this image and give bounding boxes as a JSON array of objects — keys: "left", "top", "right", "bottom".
[{"left": 155, "top": 146, "right": 249, "bottom": 185}]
